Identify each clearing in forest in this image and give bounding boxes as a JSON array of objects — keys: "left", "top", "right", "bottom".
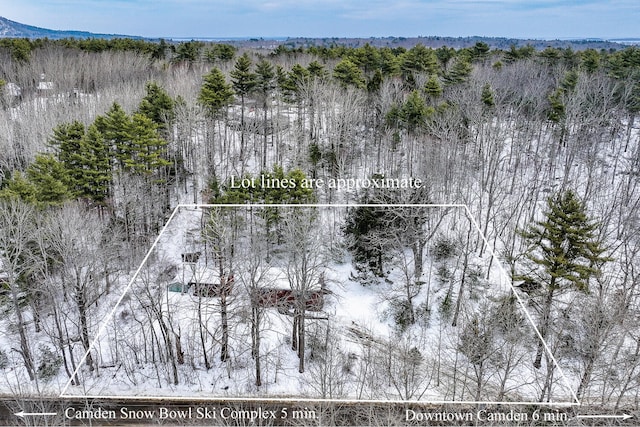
[{"left": 60, "top": 204, "right": 578, "bottom": 405}]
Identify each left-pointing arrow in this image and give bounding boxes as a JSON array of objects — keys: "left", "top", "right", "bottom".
[{"left": 15, "top": 411, "right": 58, "bottom": 418}]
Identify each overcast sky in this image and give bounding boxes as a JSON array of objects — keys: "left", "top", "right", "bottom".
[{"left": 1, "top": 0, "right": 638, "bottom": 40}]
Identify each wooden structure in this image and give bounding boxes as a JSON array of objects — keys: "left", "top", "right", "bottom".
[
  {"left": 181, "top": 252, "right": 202, "bottom": 264},
  {"left": 254, "top": 288, "right": 327, "bottom": 312},
  {"left": 190, "top": 274, "right": 234, "bottom": 298}
]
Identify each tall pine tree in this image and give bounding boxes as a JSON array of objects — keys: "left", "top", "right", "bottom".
[
  {"left": 127, "top": 113, "right": 171, "bottom": 174},
  {"left": 80, "top": 124, "right": 111, "bottom": 203},
  {"left": 49, "top": 121, "right": 111, "bottom": 204},
  {"left": 333, "top": 58, "right": 366, "bottom": 89},
  {"left": 230, "top": 53, "right": 257, "bottom": 161},
  {"left": 137, "top": 81, "right": 175, "bottom": 137},
  {"left": 96, "top": 103, "right": 133, "bottom": 169},
  {"left": 199, "top": 67, "right": 234, "bottom": 117},
  {"left": 50, "top": 121, "right": 86, "bottom": 185},
  {"left": 517, "top": 190, "right": 609, "bottom": 369}
]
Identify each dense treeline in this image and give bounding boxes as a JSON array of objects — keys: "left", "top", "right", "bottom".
[
  {"left": 0, "top": 37, "right": 240, "bottom": 64},
  {"left": 2, "top": 36, "right": 639, "bottom": 72},
  {"left": 1, "top": 38, "right": 640, "bottom": 411}
]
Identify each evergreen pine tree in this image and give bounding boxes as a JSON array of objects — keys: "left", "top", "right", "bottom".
[
  {"left": 205, "top": 43, "right": 237, "bottom": 63},
  {"left": 517, "top": 190, "right": 609, "bottom": 369},
  {"left": 424, "top": 74, "right": 443, "bottom": 99},
  {"left": 401, "top": 44, "right": 439, "bottom": 88},
  {"left": 230, "top": 53, "right": 257, "bottom": 161},
  {"left": 81, "top": 124, "right": 112, "bottom": 203},
  {"left": 504, "top": 45, "right": 521, "bottom": 64},
  {"left": 343, "top": 203, "right": 390, "bottom": 279},
  {"left": 481, "top": 83, "right": 495, "bottom": 107},
  {"left": 96, "top": 103, "right": 133, "bottom": 169},
  {"left": 351, "top": 43, "right": 382, "bottom": 76},
  {"left": 380, "top": 48, "right": 400, "bottom": 76},
  {"left": 540, "top": 47, "right": 562, "bottom": 66},
  {"left": 127, "top": 113, "right": 171, "bottom": 174},
  {"left": 470, "top": 42, "right": 490, "bottom": 62},
  {"left": 547, "top": 88, "right": 565, "bottom": 123},
  {"left": 25, "top": 154, "right": 75, "bottom": 205},
  {"left": 231, "top": 53, "right": 257, "bottom": 96},
  {"left": 560, "top": 70, "right": 579, "bottom": 92},
  {"left": 50, "top": 120, "right": 113, "bottom": 203},
  {"left": 137, "top": 81, "right": 175, "bottom": 136},
  {"left": 173, "top": 40, "right": 203, "bottom": 63},
  {"left": 307, "top": 60, "right": 327, "bottom": 80},
  {"left": 367, "top": 69, "right": 383, "bottom": 93},
  {"left": 401, "top": 90, "right": 431, "bottom": 133},
  {"left": 50, "top": 121, "right": 86, "bottom": 184},
  {"left": 198, "top": 67, "right": 234, "bottom": 117},
  {"left": 435, "top": 46, "right": 456, "bottom": 70},
  {"left": 255, "top": 59, "right": 276, "bottom": 96},
  {"left": 0, "top": 172, "right": 37, "bottom": 203},
  {"left": 333, "top": 58, "right": 366, "bottom": 89},
  {"left": 580, "top": 49, "right": 600, "bottom": 73},
  {"left": 445, "top": 56, "right": 473, "bottom": 84},
  {"left": 281, "top": 64, "right": 310, "bottom": 103}
]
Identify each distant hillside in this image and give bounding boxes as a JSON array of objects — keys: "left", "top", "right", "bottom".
[
  {"left": 0, "top": 16, "right": 139, "bottom": 40},
  {"left": 181, "top": 35, "right": 632, "bottom": 51},
  {"left": 274, "top": 36, "right": 630, "bottom": 51}
]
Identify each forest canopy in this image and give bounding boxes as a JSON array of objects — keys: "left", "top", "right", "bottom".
[{"left": 0, "top": 36, "right": 639, "bottom": 412}]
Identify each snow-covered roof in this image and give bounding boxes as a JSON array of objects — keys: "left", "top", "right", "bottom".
[{"left": 186, "top": 266, "right": 221, "bottom": 285}]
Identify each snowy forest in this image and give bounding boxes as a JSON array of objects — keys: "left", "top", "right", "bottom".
[{"left": 1, "top": 37, "right": 640, "bottom": 412}]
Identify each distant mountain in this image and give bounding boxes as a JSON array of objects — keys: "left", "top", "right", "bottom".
[{"left": 0, "top": 16, "right": 139, "bottom": 40}]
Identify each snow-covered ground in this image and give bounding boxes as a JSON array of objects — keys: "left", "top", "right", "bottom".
[{"left": 58, "top": 205, "right": 576, "bottom": 404}]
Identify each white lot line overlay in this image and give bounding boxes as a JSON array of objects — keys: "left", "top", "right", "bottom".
[{"left": 60, "top": 203, "right": 580, "bottom": 406}]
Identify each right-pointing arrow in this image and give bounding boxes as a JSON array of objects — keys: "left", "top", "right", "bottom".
[{"left": 576, "top": 413, "right": 633, "bottom": 421}]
